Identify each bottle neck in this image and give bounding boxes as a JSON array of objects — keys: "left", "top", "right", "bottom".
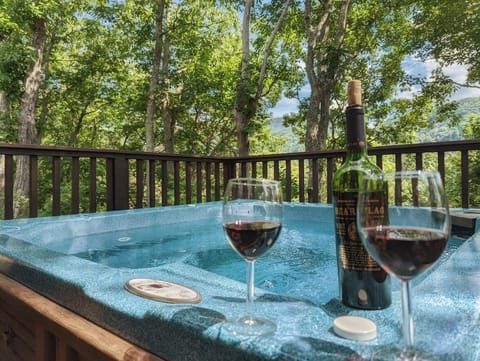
[{"left": 345, "top": 105, "right": 367, "bottom": 157}]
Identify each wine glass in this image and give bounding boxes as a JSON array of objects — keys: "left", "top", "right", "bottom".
[
  {"left": 222, "top": 178, "right": 283, "bottom": 336},
  {"left": 357, "top": 170, "right": 450, "bottom": 360}
]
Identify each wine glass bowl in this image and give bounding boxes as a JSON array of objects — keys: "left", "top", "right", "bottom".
[
  {"left": 357, "top": 170, "right": 450, "bottom": 360},
  {"left": 222, "top": 178, "right": 283, "bottom": 336},
  {"left": 223, "top": 220, "right": 281, "bottom": 260}
]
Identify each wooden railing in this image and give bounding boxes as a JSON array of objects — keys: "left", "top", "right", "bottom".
[{"left": 1, "top": 140, "right": 479, "bottom": 219}]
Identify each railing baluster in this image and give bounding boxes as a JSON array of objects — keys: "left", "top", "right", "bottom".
[
  {"left": 174, "top": 161, "right": 180, "bottom": 205},
  {"left": 274, "top": 160, "right": 280, "bottom": 181},
  {"left": 135, "top": 159, "right": 144, "bottom": 208},
  {"left": 299, "top": 159, "right": 305, "bottom": 203},
  {"left": 415, "top": 152, "right": 423, "bottom": 170},
  {"left": 205, "top": 162, "right": 212, "bottom": 202},
  {"left": 106, "top": 158, "right": 114, "bottom": 210},
  {"left": 311, "top": 158, "right": 319, "bottom": 203},
  {"left": 376, "top": 154, "right": 383, "bottom": 169},
  {"left": 395, "top": 153, "right": 402, "bottom": 172},
  {"left": 0, "top": 140, "right": 479, "bottom": 219},
  {"left": 326, "top": 157, "right": 333, "bottom": 203},
  {"left": 112, "top": 157, "right": 129, "bottom": 210},
  {"left": 395, "top": 177, "right": 402, "bottom": 206},
  {"left": 186, "top": 161, "right": 192, "bottom": 204},
  {"left": 4, "top": 154, "right": 13, "bottom": 219},
  {"left": 214, "top": 161, "right": 221, "bottom": 200},
  {"left": 437, "top": 152, "right": 445, "bottom": 184},
  {"left": 148, "top": 159, "right": 156, "bottom": 207},
  {"left": 71, "top": 157, "right": 80, "bottom": 214},
  {"left": 262, "top": 161, "right": 268, "bottom": 178},
  {"left": 161, "top": 160, "right": 169, "bottom": 206},
  {"left": 196, "top": 162, "right": 202, "bottom": 203},
  {"left": 29, "top": 155, "right": 38, "bottom": 218},
  {"left": 285, "top": 160, "right": 292, "bottom": 202},
  {"left": 240, "top": 162, "right": 247, "bottom": 177},
  {"left": 89, "top": 158, "right": 97, "bottom": 213},
  {"left": 251, "top": 161, "right": 257, "bottom": 178},
  {"left": 461, "top": 150, "right": 469, "bottom": 208},
  {"left": 52, "top": 156, "right": 61, "bottom": 216}
]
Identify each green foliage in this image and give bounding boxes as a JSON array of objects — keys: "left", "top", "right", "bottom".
[
  {"left": 1, "top": 0, "right": 479, "bottom": 213},
  {"left": 0, "top": 1, "right": 29, "bottom": 100},
  {"left": 165, "top": 2, "right": 241, "bottom": 155},
  {"left": 412, "top": 0, "right": 479, "bottom": 83},
  {"left": 2, "top": 0, "right": 477, "bottom": 153}
]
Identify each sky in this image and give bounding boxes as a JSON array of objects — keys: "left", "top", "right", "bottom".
[
  {"left": 270, "top": 60, "right": 480, "bottom": 118},
  {"left": 407, "top": 60, "right": 480, "bottom": 100}
]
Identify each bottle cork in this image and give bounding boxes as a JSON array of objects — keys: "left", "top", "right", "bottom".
[{"left": 348, "top": 80, "right": 362, "bottom": 106}]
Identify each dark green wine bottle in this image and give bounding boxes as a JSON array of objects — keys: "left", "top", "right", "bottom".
[{"left": 332, "top": 80, "right": 391, "bottom": 309}]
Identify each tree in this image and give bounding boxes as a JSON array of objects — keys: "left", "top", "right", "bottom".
[
  {"left": 302, "top": 0, "right": 426, "bottom": 152},
  {"left": 412, "top": 0, "right": 480, "bottom": 86},
  {"left": 233, "top": 0, "right": 295, "bottom": 156},
  {"left": 3, "top": 1, "right": 51, "bottom": 216},
  {"left": 41, "top": 2, "right": 150, "bottom": 150},
  {"left": 2, "top": 0, "right": 477, "bottom": 160},
  {"left": 145, "top": 0, "right": 167, "bottom": 153},
  {"left": 155, "top": 1, "right": 241, "bottom": 155},
  {"left": 304, "top": 0, "right": 348, "bottom": 152}
]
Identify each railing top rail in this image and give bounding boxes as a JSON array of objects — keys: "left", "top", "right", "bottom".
[
  {"left": 0, "top": 143, "right": 224, "bottom": 162},
  {"left": 1, "top": 139, "right": 479, "bottom": 162},
  {"left": 228, "top": 140, "right": 480, "bottom": 162},
  {"left": 368, "top": 140, "right": 480, "bottom": 154}
]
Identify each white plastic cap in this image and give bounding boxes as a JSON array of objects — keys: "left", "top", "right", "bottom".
[{"left": 333, "top": 315, "right": 377, "bottom": 341}]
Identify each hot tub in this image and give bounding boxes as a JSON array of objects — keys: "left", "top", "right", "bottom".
[{"left": 0, "top": 202, "right": 478, "bottom": 361}]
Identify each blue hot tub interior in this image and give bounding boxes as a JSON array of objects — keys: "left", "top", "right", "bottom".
[
  {"left": 65, "top": 203, "right": 340, "bottom": 304},
  {"left": 0, "top": 202, "right": 478, "bottom": 361}
]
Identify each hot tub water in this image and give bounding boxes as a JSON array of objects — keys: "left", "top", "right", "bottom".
[
  {"left": 62, "top": 207, "right": 461, "bottom": 305},
  {"left": 0, "top": 202, "right": 463, "bottom": 306}
]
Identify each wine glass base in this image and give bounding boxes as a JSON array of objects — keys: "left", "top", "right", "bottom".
[
  {"left": 371, "top": 346, "right": 440, "bottom": 361},
  {"left": 222, "top": 316, "right": 276, "bottom": 336}
]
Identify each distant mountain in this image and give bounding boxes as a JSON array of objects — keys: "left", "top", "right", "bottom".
[
  {"left": 417, "top": 96, "right": 480, "bottom": 142},
  {"left": 269, "top": 97, "right": 480, "bottom": 149},
  {"left": 269, "top": 117, "right": 304, "bottom": 152},
  {"left": 456, "top": 97, "right": 480, "bottom": 117}
]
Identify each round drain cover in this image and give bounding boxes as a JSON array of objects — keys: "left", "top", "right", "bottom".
[{"left": 125, "top": 278, "right": 202, "bottom": 304}]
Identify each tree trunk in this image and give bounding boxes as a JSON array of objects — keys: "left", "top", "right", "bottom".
[
  {"left": 36, "top": 39, "right": 53, "bottom": 145},
  {"left": 304, "top": 0, "right": 350, "bottom": 201},
  {"left": 234, "top": 0, "right": 291, "bottom": 157},
  {"left": 146, "top": 0, "right": 166, "bottom": 153},
  {"left": 304, "top": 0, "right": 350, "bottom": 152},
  {"left": 233, "top": 0, "right": 253, "bottom": 157},
  {"left": 68, "top": 106, "right": 88, "bottom": 147},
  {"left": 233, "top": 89, "right": 253, "bottom": 158},
  {"left": 162, "top": 12, "right": 173, "bottom": 154},
  {"left": 14, "top": 17, "right": 48, "bottom": 217},
  {"left": 0, "top": 91, "right": 8, "bottom": 115},
  {"left": 305, "top": 87, "right": 321, "bottom": 151}
]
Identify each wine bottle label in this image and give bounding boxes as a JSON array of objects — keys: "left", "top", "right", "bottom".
[{"left": 334, "top": 191, "right": 384, "bottom": 272}]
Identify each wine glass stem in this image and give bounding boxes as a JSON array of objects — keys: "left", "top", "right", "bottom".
[
  {"left": 401, "top": 280, "right": 414, "bottom": 348},
  {"left": 246, "top": 260, "right": 255, "bottom": 320}
]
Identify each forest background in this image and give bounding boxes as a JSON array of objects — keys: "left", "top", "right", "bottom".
[{"left": 0, "top": 0, "right": 479, "bottom": 214}]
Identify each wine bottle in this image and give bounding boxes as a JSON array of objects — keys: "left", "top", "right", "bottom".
[{"left": 332, "top": 80, "right": 391, "bottom": 309}]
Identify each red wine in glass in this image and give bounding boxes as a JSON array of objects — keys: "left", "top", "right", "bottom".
[
  {"left": 362, "top": 226, "right": 448, "bottom": 281},
  {"left": 224, "top": 220, "right": 282, "bottom": 260}
]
